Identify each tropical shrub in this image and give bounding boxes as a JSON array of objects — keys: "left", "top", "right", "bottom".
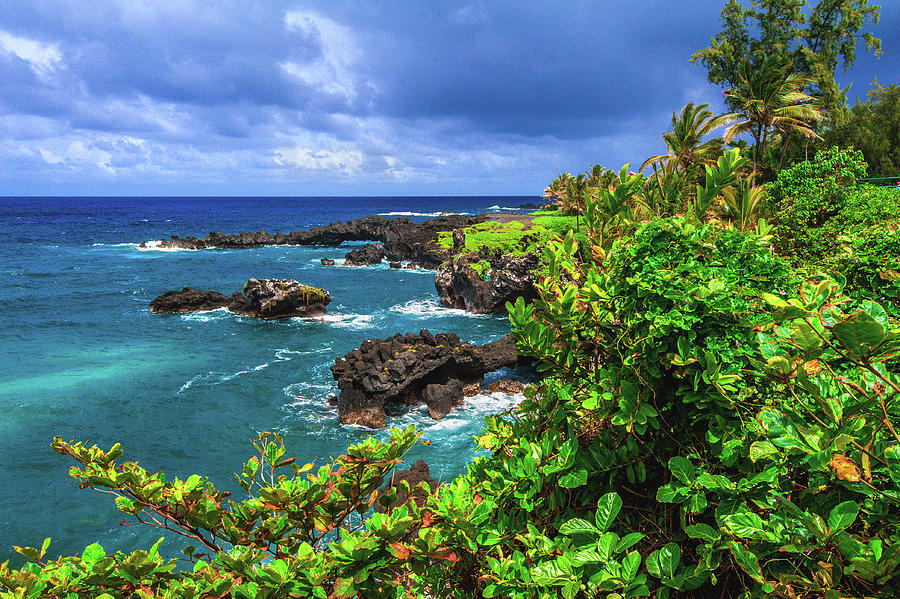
[
  {"left": 765, "top": 147, "right": 868, "bottom": 261},
  {"left": 502, "top": 212, "right": 900, "bottom": 597},
  {"left": 1, "top": 427, "right": 457, "bottom": 598}
]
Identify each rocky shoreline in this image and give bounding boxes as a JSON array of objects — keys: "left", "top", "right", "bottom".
[
  {"left": 331, "top": 330, "right": 523, "bottom": 428},
  {"left": 148, "top": 213, "right": 542, "bottom": 428},
  {"left": 144, "top": 213, "right": 540, "bottom": 315},
  {"left": 141, "top": 214, "right": 486, "bottom": 269}
]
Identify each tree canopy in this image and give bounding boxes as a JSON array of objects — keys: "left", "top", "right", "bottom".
[
  {"left": 826, "top": 81, "right": 900, "bottom": 177},
  {"left": 692, "top": 0, "right": 881, "bottom": 120}
]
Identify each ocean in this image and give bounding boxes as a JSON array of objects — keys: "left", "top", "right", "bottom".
[{"left": 0, "top": 196, "right": 537, "bottom": 564}]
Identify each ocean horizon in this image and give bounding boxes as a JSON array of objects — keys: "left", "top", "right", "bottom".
[{"left": 0, "top": 195, "right": 538, "bottom": 564}]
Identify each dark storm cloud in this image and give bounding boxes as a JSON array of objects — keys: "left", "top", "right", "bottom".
[{"left": 0, "top": 1, "right": 896, "bottom": 195}]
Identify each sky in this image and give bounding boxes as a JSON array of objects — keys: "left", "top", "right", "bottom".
[{"left": 1, "top": 1, "right": 897, "bottom": 197}]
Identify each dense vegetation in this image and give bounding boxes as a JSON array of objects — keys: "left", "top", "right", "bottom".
[{"left": 2, "top": 1, "right": 898, "bottom": 597}]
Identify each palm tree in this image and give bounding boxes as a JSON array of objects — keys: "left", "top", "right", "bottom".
[
  {"left": 640, "top": 102, "right": 731, "bottom": 180},
  {"left": 723, "top": 58, "right": 823, "bottom": 181},
  {"left": 543, "top": 172, "right": 572, "bottom": 211}
]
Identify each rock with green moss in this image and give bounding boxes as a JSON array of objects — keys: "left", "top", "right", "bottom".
[
  {"left": 434, "top": 252, "right": 539, "bottom": 313},
  {"left": 150, "top": 279, "right": 332, "bottom": 320}
]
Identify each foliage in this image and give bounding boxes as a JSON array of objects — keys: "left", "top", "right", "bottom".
[
  {"left": 0, "top": 427, "right": 465, "bottom": 598},
  {"left": 826, "top": 81, "right": 900, "bottom": 177},
  {"left": 722, "top": 56, "right": 823, "bottom": 180},
  {"left": 504, "top": 208, "right": 900, "bottom": 597},
  {"left": 723, "top": 178, "right": 768, "bottom": 230},
  {"left": 691, "top": 0, "right": 881, "bottom": 119},
  {"left": 640, "top": 102, "right": 731, "bottom": 183},
  {"left": 470, "top": 259, "right": 492, "bottom": 281},
  {"left": 836, "top": 217, "right": 900, "bottom": 314},
  {"left": 766, "top": 146, "right": 869, "bottom": 261}
]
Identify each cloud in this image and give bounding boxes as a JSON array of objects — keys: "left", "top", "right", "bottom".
[
  {"left": 281, "top": 10, "right": 365, "bottom": 103},
  {"left": 0, "top": 29, "right": 61, "bottom": 78},
  {"left": 274, "top": 146, "right": 364, "bottom": 173},
  {"left": 0, "top": 1, "right": 896, "bottom": 195}
]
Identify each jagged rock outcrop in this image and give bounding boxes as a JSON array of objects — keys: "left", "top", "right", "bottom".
[
  {"left": 149, "top": 288, "right": 231, "bottom": 313},
  {"left": 331, "top": 330, "right": 520, "bottom": 428},
  {"left": 434, "top": 252, "right": 540, "bottom": 313},
  {"left": 321, "top": 258, "right": 335, "bottom": 266},
  {"left": 232, "top": 279, "right": 332, "bottom": 319},
  {"left": 150, "top": 279, "right": 331, "bottom": 320},
  {"left": 344, "top": 243, "right": 386, "bottom": 266},
  {"left": 139, "top": 215, "right": 486, "bottom": 269}
]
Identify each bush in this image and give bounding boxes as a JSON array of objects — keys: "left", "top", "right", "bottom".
[
  {"left": 765, "top": 147, "right": 868, "bottom": 262},
  {"left": 504, "top": 216, "right": 900, "bottom": 597}
]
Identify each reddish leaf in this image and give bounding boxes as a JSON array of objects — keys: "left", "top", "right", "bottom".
[
  {"left": 421, "top": 511, "right": 435, "bottom": 527},
  {"left": 434, "top": 549, "right": 458, "bottom": 563},
  {"left": 389, "top": 542, "right": 410, "bottom": 559}
]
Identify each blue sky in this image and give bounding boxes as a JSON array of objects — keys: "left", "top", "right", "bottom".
[{"left": 1, "top": 1, "right": 897, "bottom": 196}]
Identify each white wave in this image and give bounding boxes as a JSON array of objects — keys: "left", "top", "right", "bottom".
[
  {"left": 92, "top": 242, "right": 139, "bottom": 247},
  {"left": 283, "top": 381, "right": 335, "bottom": 406},
  {"left": 137, "top": 239, "right": 197, "bottom": 252},
  {"left": 377, "top": 211, "right": 469, "bottom": 217},
  {"left": 274, "top": 347, "right": 332, "bottom": 360},
  {"left": 179, "top": 307, "right": 230, "bottom": 322},
  {"left": 388, "top": 298, "right": 490, "bottom": 319},
  {"left": 309, "top": 312, "right": 376, "bottom": 330},
  {"left": 487, "top": 205, "right": 500, "bottom": 209},
  {"left": 371, "top": 390, "right": 526, "bottom": 432}
]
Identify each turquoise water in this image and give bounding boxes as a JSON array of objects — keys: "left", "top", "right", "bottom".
[{"left": 0, "top": 196, "right": 535, "bottom": 563}]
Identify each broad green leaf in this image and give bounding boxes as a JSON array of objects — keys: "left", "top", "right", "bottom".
[
  {"left": 81, "top": 543, "right": 106, "bottom": 567},
  {"left": 595, "top": 492, "right": 623, "bottom": 531},
  {"left": 646, "top": 543, "right": 681, "bottom": 579},
  {"left": 749, "top": 440, "right": 780, "bottom": 463},
  {"left": 827, "top": 501, "right": 859, "bottom": 533},
  {"left": 559, "top": 468, "right": 588, "bottom": 489},
  {"left": 790, "top": 320, "right": 823, "bottom": 352},
  {"left": 729, "top": 541, "right": 764, "bottom": 583},
  {"left": 622, "top": 550, "right": 641, "bottom": 580},
  {"left": 757, "top": 408, "right": 810, "bottom": 452},
  {"left": 616, "top": 532, "right": 645, "bottom": 552},
  {"left": 656, "top": 482, "right": 683, "bottom": 503},
  {"left": 688, "top": 492, "right": 708, "bottom": 514},
  {"left": 723, "top": 512, "right": 766, "bottom": 539},
  {"left": 685, "top": 523, "right": 720, "bottom": 542},
  {"left": 597, "top": 532, "right": 619, "bottom": 561},
  {"left": 832, "top": 310, "right": 885, "bottom": 357},
  {"left": 668, "top": 456, "right": 696, "bottom": 484},
  {"left": 559, "top": 518, "right": 599, "bottom": 538}
]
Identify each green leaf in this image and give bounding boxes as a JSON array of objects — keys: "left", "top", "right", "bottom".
[
  {"left": 832, "top": 310, "right": 885, "bottom": 357},
  {"left": 757, "top": 408, "right": 810, "bottom": 452},
  {"left": 827, "top": 501, "right": 859, "bottom": 533},
  {"left": 885, "top": 446, "right": 900, "bottom": 484},
  {"left": 559, "top": 468, "right": 588, "bottom": 489},
  {"left": 729, "top": 541, "right": 764, "bottom": 583},
  {"left": 723, "top": 512, "right": 766, "bottom": 539},
  {"left": 646, "top": 543, "right": 681, "bottom": 579},
  {"left": 749, "top": 440, "right": 780, "bottom": 463},
  {"left": 790, "top": 320, "right": 823, "bottom": 352},
  {"left": 668, "top": 456, "right": 696, "bottom": 484},
  {"left": 559, "top": 518, "right": 599, "bottom": 538},
  {"left": 595, "top": 492, "right": 623, "bottom": 532},
  {"left": 616, "top": 532, "right": 645, "bottom": 552},
  {"left": 656, "top": 482, "right": 683, "bottom": 503},
  {"left": 685, "top": 523, "right": 720, "bottom": 542},
  {"left": 81, "top": 543, "right": 106, "bottom": 567}
]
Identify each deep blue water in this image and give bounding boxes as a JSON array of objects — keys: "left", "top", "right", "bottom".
[{"left": 0, "top": 196, "right": 537, "bottom": 563}]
